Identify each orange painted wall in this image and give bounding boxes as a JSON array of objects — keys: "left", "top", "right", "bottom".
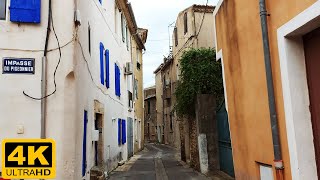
[{"left": 215, "top": 0, "right": 317, "bottom": 179}]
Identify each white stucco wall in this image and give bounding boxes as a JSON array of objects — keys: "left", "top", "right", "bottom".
[{"left": 0, "top": 0, "right": 136, "bottom": 179}]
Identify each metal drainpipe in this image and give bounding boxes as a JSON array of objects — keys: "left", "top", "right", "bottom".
[
  {"left": 259, "top": 0, "right": 284, "bottom": 179},
  {"left": 41, "top": 0, "right": 52, "bottom": 139}
]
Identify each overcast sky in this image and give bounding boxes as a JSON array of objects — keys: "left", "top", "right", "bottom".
[{"left": 130, "top": 0, "right": 219, "bottom": 88}]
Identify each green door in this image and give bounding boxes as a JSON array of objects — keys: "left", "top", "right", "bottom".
[{"left": 217, "top": 100, "right": 235, "bottom": 177}]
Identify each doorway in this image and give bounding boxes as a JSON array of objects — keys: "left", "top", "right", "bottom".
[
  {"left": 217, "top": 100, "right": 234, "bottom": 177},
  {"left": 303, "top": 27, "right": 320, "bottom": 176},
  {"left": 95, "top": 113, "right": 104, "bottom": 167}
]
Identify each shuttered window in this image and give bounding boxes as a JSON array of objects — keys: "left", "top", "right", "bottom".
[
  {"left": 99, "top": 43, "right": 105, "bottom": 85},
  {"left": 118, "top": 118, "right": 122, "bottom": 145},
  {"left": 115, "top": 64, "right": 121, "bottom": 97},
  {"left": 122, "top": 119, "right": 126, "bottom": 144},
  {"left": 82, "top": 110, "right": 88, "bottom": 177},
  {"left": 10, "top": 0, "right": 41, "bottom": 23},
  {"left": 105, "top": 49, "right": 110, "bottom": 88}
]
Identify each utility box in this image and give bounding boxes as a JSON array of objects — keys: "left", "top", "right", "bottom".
[
  {"left": 10, "top": 0, "right": 41, "bottom": 23},
  {"left": 92, "top": 130, "right": 99, "bottom": 142}
]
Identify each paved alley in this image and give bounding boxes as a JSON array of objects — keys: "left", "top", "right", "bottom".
[{"left": 108, "top": 143, "right": 210, "bottom": 180}]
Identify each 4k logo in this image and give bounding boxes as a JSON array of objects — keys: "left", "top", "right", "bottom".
[{"left": 2, "top": 139, "right": 56, "bottom": 179}]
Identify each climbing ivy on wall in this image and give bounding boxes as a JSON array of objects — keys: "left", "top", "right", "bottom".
[{"left": 175, "top": 48, "right": 224, "bottom": 118}]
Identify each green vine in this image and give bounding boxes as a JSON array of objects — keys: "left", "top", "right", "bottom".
[{"left": 175, "top": 48, "right": 224, "bottom": 118}]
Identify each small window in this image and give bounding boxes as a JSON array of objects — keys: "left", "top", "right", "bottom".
[
  {"left": 174, "top": 27, "right": 178, "bottom": 47},
  {"left": 114, "top": 7, "right": 118, "bottom": 33},
  {"left": 137, "top": 62, "right": 141, "bottom": 70},
  {"left": 121, "top": 14, "right": 125, "bottom": 42},
  {"left": 99, "top": 0, "right": 102, "bottom": 4},
  {"left": 126, "top": 26, "right": 129, "bottom": 50},
  {"left": 0, "top": 0, "right": 6, "bottom": 20},
  {"left": 134, "top": 79, "right": 138, "bottom": 99},
  {"left": 184, "top": 12, "right": 188, "bottom": 34},
  {"left": 147, "top": 100, "right": 150, "bottom": 114},
  {"left": 128, "top": 91, "right": 133, "bottom": 108}
]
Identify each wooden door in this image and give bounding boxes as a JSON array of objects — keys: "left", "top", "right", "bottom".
[{"left": 303, "top": 27, "right": 320, "bottom": 176}]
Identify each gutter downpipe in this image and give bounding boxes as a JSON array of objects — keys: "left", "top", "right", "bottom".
[
  {"left": 41, "top": 0, "right": 52, "bottom": 139},
  {"left": 259, "top": 0, "right": 284, "bottom": 179}
]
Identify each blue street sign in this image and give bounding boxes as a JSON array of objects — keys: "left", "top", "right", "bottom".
[{"left": 3, "top": 58, "right": 35, "bottom": 74}]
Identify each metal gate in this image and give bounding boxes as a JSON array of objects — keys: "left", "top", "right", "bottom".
[
  {"left": 127, "top": 117, "right": 134, "bottom": 158},
  {"left": 217, "top": 100, "right": 235, "bottom": 177}
]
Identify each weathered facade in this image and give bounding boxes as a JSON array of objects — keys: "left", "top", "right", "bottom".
[
  {"left": 0, "top": 0, "right": 147, "bottom": 179},
  {"left": 214, "top": 0, "right": 320, "bottom": 179},
  {"left": 172, "top": 4, "right": 215, "bottom": 163},
  {"left": 144, "top": 86, "right": 157, "bottom": 142},
  {"left": 132, "top": 28, "right": 148, "bottom": 153},
  {"left": 153, "top": 4, "right": 216, "bottom": 171},
  {"left": 154, "top": 66, "right": 164, "bottom": 143}
]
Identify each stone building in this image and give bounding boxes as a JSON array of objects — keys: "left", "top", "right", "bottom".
[
  {"left": 144, "top": 86, "right": 157, "bottom": 142},
  {"left": 154, "top": 4, "right": 215, "bottom": 157}
]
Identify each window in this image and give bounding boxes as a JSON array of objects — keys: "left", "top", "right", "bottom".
[
  {"left": 128, "top": 91, "right": 133, "bottom": 108},
  {"left": 115, "top": 63, "right": 121, "bottom": 97},
  {"left": 114, "top": 7, "right": 118, "bottom": 34},
  {"left": 0, "top": 0, "right": 6, "bottom": 20},
  {"left": 121, "top": 13, "right": 125, "bottom": 42},
  {"left": 134, "top": 79, "right": 138, "bottom": 99},
  {"left": 122, "top": 119, "right": 126, "bottom": 144},
  {"left": 88, "top": 24, "right": 91, "bottom": 55},
  {"left": 118, "top": 119, "right": 126, "bottom": 145},
  {"left": 10, "top": 0, "right": 41, "bottom": 23},
  {"left": 174, "top": 27, "right": 178, "bottom": 47},
  {"left": 184, "top": 12, "right": 188, "bottom": 34},
  {"left": 99, "top": 43, "right": 105, "bottom": 85},
  {"left": 126, "top": 25, "right": 129, "bottom": 50},
  {"left": 105, "top": 49, "right": 110, "bottom": 88},
  {"left": 118, "top": 119, "right": 122, "bottom": 145},
  {"left": 147, "top": 100, "right": 150, "bottom": 114},
  {"left": 137, "top": 62, "right": 141, "bottom": 70},
  {"left": 82, "top": 110, "right": 88, "bottom": 177},
  {"left": 99, "top": 0, "right": 102, "bottom": 4}
]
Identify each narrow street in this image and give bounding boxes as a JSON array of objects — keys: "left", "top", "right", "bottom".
[{"left": 108, "top": 143, "right": 209, "bottom": 180}]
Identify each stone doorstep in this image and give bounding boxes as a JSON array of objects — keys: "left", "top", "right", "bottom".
[{"left": 90, "top": 166, "right": 107, "bottom": 180}]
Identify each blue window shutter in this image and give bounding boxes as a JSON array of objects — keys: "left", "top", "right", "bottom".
[
  {"left": 10, "top": 0, "right": 41, "bottom": 23},
  {"left": 115, "top": 64, "right": 121, "bottom": 97},
  {"left": 82, "top": 111, "right": 88, "bottom": 177},
  {"left": 118, "top": 118, "right": 121, "bottom": 145},
  {"left": 100, "top": 43, "right": 105, "bottom": 85},
  {"left": 105, "top": 49, "right": 110, "bottom": 88},
  {"left": 122, "top": 119, "right": 126, "bottom": 144},
  {"left": 115, "top": 64, "right": 118, "bottom": 96},
  {"left": 118, "top": 67, "right": 121, "bottom": 96}
]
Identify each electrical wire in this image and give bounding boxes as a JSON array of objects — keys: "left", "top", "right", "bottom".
[
  {"left": 0, "top": 35, "right": 75, "bottom": 52},
  {"left": 195, "top": 0, "right": 209, "bottom": 37},
  {"left": 77, "top": 40, "right": 124, "bottom": 106},
  {"left": 23, "top": 5, "right": 62, "bottom": 100}
]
